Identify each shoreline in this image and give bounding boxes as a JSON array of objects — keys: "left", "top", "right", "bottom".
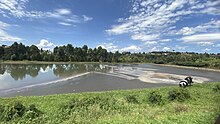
[
  {"left": 0, "top": 61, "right": 102, "bottom": 65},
  {"left": 0, "top": 72, "right": 91, "bottom": 94},
  {"left": 1, "top": 60, "right": 220, "bottom": 72},
  {"left": 150, "top": 63, "right": 220, "bottom": 72}
]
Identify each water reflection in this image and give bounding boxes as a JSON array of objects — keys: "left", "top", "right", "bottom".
[
  {"left": 53, "top": 64, "right": 109, "bottom": 77},
  {"left": 0, "top": 64, "right": 110, "bottom": 81}
]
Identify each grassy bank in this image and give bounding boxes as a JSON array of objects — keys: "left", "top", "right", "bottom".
[{"left": 0, "top": 82, "right": 220, "bottom": 124}]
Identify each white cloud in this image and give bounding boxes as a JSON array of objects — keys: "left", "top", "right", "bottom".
[
  {"left": 177, "top": 20, "right": 220, "bottom": 35},
  {"left": 216, "top": 44, "right": 220, "bottom": 47},
  {"left": 144, "top": 41, "right": 157, "bottom": 46},
  {"left": 97, "top": 42, "right": 118, "bottom": 52},
  {"left": 83, "top": 15, "right": 93, "bottom": 22},
  {"left": 0, "top": 21, "right": 22, "bottom": 42},
  {"left": 179, "top": 27, "right": 195, "bottom": 35},
  {"left": 97, "top": 43, "right": 142, "bottom": 53},
  {"left": 182, "top": 33, "right": 220, "bottom": 43},
  {"left": 162, "top": 47, "right": 171, "bottom": 51},
  {"left": 0, "top": 30, "right": 22, "bottom": 42},
  {"left": 175, "top": 45, "right": 187, "bottom": 51},
  {"left": 160, "top": 39, "right": 171, "bottom": 42},
  {"left": 197, "top": 42, "right": 214, "bottom": 46},
  {"left": 106, "top": 22, "right": 133, "bottom": 35},
  {"left": 36, "top": 39, "right": 55, "bottom": 50},
  {"left": 0, "top": 0, "right": 93, "bottom": 25},
  {"left": 0, "top": 0, "right": 28, "bottom": 18},
  {"left": 0, "top": 21, "right": 10, "bottom": 29},
  {"left": 106, "top": 0, "right": 220, "bottom": 43},
  {"left": 150, "top": 46, "right": 159, "bottom": 52},
  {"left": 120, "top": 45, "right": 142, "bottom": 52},
  {"left": 203, "top": 48, "right": 211, "bottom": 52},
  {"left": 55, "top": 9, "right": 71, "bottom": 15},
  {"left": 58, "top": 22, "right": 72, "bottom": 26},
  {"left": 131, "top": 34, "right": 159, "bottom": 42}
]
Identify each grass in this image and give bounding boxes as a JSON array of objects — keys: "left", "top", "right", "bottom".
[{"left": 0, "top": 82, "right": 220, "bottom": 124}]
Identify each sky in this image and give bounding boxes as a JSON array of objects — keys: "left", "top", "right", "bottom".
[{"left": 0, "top": 0, "right": 219, "bottom": 53}]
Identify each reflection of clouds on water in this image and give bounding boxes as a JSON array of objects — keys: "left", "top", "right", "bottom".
[
  {"left": 0, "top": 73, "right": 12, "bottom": 90},
  {"left": 0, "top": 63, "right": 217, "bottom": 93},
  {"left": 1, "top": 72, "right": 90, "bottom": 93},
  {"left": 40, "top": 66, "right": 50, "bottom": 73}
]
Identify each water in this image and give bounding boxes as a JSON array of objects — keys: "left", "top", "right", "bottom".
[{"left": 0, "top": 63, "right": 220, "bottom": 97}]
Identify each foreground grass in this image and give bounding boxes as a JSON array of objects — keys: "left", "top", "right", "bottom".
[{"left": 0, "top": 83, "right": 220, "bottom": 124}]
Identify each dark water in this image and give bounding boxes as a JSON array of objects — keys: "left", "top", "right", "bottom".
[{"left": 0, "top": 63, "right": 220, "bottom": 97}]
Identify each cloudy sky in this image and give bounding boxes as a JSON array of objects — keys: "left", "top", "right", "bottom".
[{"left": 0, "top": 0, "right": 219, "bottom": 53}]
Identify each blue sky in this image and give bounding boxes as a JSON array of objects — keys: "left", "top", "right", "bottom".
[{"left": 0, "top": 0, "right": 219, "bottom": 53}]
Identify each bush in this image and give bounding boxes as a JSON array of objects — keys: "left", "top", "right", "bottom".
[
  {"left": 148, "top": 91, "right": 164, "bottom": 105},
  {"left": 13, "top": 102, "right": 26, "bottom": 117},
  {"left": 1, "top": 102, "right": 26, "bottom": 121},
  {"left": 213, "top": 84, "right": 220, "bottom": 92},
  {"left": 0, "top": 102, "right": 41, "bottom": 122},
  {"left": 60, "top": 96, "right": 123, "bottom": 116},
  {"left": 0, "top": 105, "right": 4, "bottom": 121},
  {"left": 125, "top": 95, "right": 139, "bottom": 104},
  {"left": 168, "top": 88, "right": 190, "bottom": 102},
  {"left": 99, "top": 97, "right": 121, "bottom": 111},
  {"left": 24, "top": 104, "right": 42, "bottom": 119}
]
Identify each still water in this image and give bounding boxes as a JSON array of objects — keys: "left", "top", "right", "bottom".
[{"left": 0, "top": 63, "right": 220, "bottom": 97}]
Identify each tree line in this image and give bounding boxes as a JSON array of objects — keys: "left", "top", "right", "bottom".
[{"left": 0, "top": 42, "right": 220, "bottom": 68}]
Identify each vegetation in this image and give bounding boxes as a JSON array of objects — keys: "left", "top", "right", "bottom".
[
  {"left": 1, "top": 42, "right": 220, "bottom": 69},
  {"left": 0, "top": 82, "right": 219, "bottom": 124},
  {"left": 148, "top": 91, "right": 164, "bottom": 105},
  {"left": 168, "top": 88, "right": 191, "bottom": 102},
  {"left": 0, "top": 102, "right": 42, "bottom": 123}
]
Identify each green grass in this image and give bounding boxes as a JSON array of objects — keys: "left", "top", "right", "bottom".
[{"left": 0, "top": 83, "right": 220, "bottom": 124}]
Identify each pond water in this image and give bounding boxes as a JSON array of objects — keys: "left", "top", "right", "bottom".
[{"left": 0, "top": 63, "right": 220, "bottom": 97}]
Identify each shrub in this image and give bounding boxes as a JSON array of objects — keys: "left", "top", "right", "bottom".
[
  {"left": 98, "top": 97, "right": 120, "bottom": 111},
  {"left": 148, "top": 91, "right": 164, "bottom": 105},
  {"left": 1, "top": 102, "right": 26, "bottom": 121},
  {"left": 0, "top": 102, "right": 41, "bottom": 122},
  {"left": 213, "top": 84, "right": 220, "bottom": 92},
  {"left": 125, "top": 95, "right": 139, "bottom": 104},
  {"left": 168, "top": 88, "right": 190, "bottom": 102},
  {"left": 24, "top": 104, "right": 42, "bottom": 119},
  {"left": 13, "top": 101, "right": 26, "bottom": 117},
  {"left": 0, "top": 105, "right": 4, "bottom": 121},
  {"left": 60, "top": 96, "right": 123, "bottom": 116}
]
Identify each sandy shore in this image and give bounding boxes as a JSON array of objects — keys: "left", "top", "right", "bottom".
[
  {"left": 138, "top": 71, "right": 210, "bottom": 84},
  {"left": 150, "top": 63, "right": 220, "bottom": 72},
  {"left": 96, "top": 66, "right": 211, "bottom": 84}
]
